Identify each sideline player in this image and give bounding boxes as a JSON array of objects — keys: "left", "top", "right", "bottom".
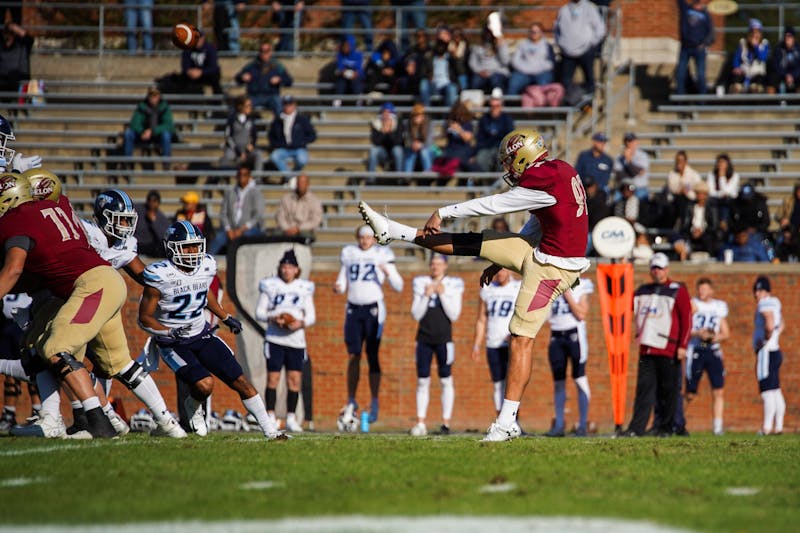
[
  {"left": 334, "top": 225, "right": 403, "bottom": 424},
  {"left": 545, "top": 277, "right": 594, "bottom": 437},
  {"left": 409, "top": 254, "right": 463, "bottom": 436},
  {"left": 471, "top": 268, "right": 520, "bottom": 416},
  {"left": 0, "top": 114, "right": 42, "bottom": 173},
  {"left": 359, "top": 128, "right": 589, "bottom": 441},
  {"left": 255, "top": 249, "right": 316, "bottom": 433},
  {"left": 138, "top": 221, "right": 285, "bottom": 440},
  {"left": 686, "top": 278, "right": 729, "bottom": 436},
  {"left": 752, "top": 276, "right": 785, "bottom": 435}
]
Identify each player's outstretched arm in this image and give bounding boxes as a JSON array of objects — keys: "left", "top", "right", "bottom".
[{"left": 0, "top": 247, "right": 27, "bottom": 301}]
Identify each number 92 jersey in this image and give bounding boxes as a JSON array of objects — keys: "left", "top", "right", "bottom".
[
  {"left": 337, "top": 244, "right": 402, "bottom": 305},
  {"left": 143, "top": 254, "right": 216, "bottom": 339}
]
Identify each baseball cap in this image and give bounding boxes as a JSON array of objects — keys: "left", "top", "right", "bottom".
[
  {"left": 490, "top": 87, "right": 504, "bottom": 100},
  {"left": 381, "top": 102, "right": 396, "bottom": 113},
  {"left": 620, "top": 177, "right": 636, "bottom": 190},
  {"left": 281, "top": 95, "right": 295, "bottom": 106},
  {"left": 749, "top": 18, "right": 763, "bottom": 31},
  {"left": 785, "top": 26, "right": 796, "bottom": 37},
  {"left": 753, "top": 275, "right": 771, "bottom": 292},
  {"left": 650, "top": 252, "right": 669, "bottom": 269},
  {"left": 357, "top": 224, "right": 375, "bottom": 238},
  {"left": 623, "top": 132, "right": 637, "bottom": 142},
  {"left": 181, "top": 191, "right": 200, "bottom": 204},
  {"left": 592, "top": 132, "right": 608, "bottom": 142},
  {"left": 279, "top": 249, "right": 299, "bottom": 266}
]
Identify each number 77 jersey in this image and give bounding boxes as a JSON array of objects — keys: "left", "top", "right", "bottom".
[{"left": 142, "top": 255, "right": 216, "bottom": 338}]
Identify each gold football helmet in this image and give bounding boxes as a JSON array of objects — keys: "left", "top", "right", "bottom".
[
  {"left": 497, "top": 129, "right": 548, "bottom": 186},
  {"left": 23, "top": 167, "right": 62, "bottom": 201},
  {"left": 0, "top": 172, "right": 33, "bottom": 217}
]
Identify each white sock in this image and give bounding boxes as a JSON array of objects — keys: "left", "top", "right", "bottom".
[
  {"left": 102, "top": 403, "right": 113, "bottom": 415},
  {"left": 498, "top": 399, "right": 520, "bottom": 427},
  {"left": 82, "top": 396, "right": 101, "bottom": 411},
  {"left": 416, "top": 377, "right": 431, "bottom": 420},
  {"left": 185, "top": 395, "right": 202, "bottom": 421},
  {"left": 761, "top": 390, "right": 776, "bottom": 433},
  {"left": 36, "top": 371, "right": 61, "bottom": 417},
  {"left": 242, "top": 394, "right": 276, "bottom": 434},
  {"left": 387, "top": 218, "right": 419, "bottom": 242},
  {"left": 713, "top": 417, "right": 723, "bottom": 434},
  {"left": 31, "top": 403, "right": 41, "bottom": 412},
  {"left": 774, "top": 389, "right": 786, "bottom": 433},
  {"left": 493, "top": 381, "right": 505, "bottom": 413},
  {"left": 70, "top": 400, "right": 82, "bottom": 410},
  {"left": 0, "top": 359, "right": 27, "bottom": 380},
  {"left": 440, "top": 376, "right": 454, "bottom": 422},
  {"left": 4, "top": 405, "right": 15, "bottom": 413},
  {"left": 127, "top": 372, "right": 170, "bottom": 423}
]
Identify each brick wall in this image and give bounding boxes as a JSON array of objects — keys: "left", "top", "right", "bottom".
[{"left": 23, "top": 265, "right": 788, "bottom": 435}]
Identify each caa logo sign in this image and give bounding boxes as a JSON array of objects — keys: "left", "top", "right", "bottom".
[{"left": 592, "top": 216, "right": 635, "bottom": 259}]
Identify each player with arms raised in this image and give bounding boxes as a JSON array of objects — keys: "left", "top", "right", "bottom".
[
  {"left": 359, "top": 128, "right": 589, "bottom": 441},
  {"left": 334, "top": 225, "right": 403, "bottom": 426},
  {"left": 139, "top": 221, "right": 285, "bottom": 440}
]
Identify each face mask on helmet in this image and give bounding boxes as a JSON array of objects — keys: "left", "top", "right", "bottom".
[
  {"left": 0, "top": 172, "right": 33, "bottom": 217},
  {"left": 0, "top": 115, "right": 16, "bottom": 167},
  {"left": 497, "top": 129, "right": 547, "bottom": 187},
  {"left": 94, "top": 190, "right": 138, "bottom": 240},
  {"left": 164, "top": 222, "right": 206, "bottom": 270}
]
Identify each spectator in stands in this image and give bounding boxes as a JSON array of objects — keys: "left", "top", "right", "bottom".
[
  {"left": 774, "top": 224, "right": 800, "bottom": 263},
  {"left": 234, "top": 41, "right": 294, "bottom": 116},
  {"left": 729, "top": 19, "right": 770, "bottom": 94},
  {"left": 491, "top": 216, "right": 510, "bottom": 233},
  {"left": 675, "top": 0, "right": 713, "bottom": 95},
  {"left": 174, "top": 190, "right": 215, "bottom": 242},
  {"left": 204, "top": 0, "right": 244, "bottom": 53},
  {"left": 613, "top": 178, "right": 639, "bottom": 225},
  {"left": 275, "top": 173, "right": 323, "bottom": 242},
  {"left": 341, "top": 0, "right": 373, "bottom": 51},
  {"left": 123, "top": 86, "right": 176, "bottom": 166},
  {"left": 767, "top": 26, "right": 800, "bottom": 94},
  {"left": 706, "top": 153, "right": 740, "bottom": 228},
  {"left": 158, "top": 30, "right": 223, "bottom": 95},
  {"left": 404, "top": 29, "right": 432, "bottom": 77},
  {"left": 719, "top": 228, "right": 770, "bottom": 262},
  {"left": 394, "top": 55, "right": 424, "bottom": 98},
  {"left": 448, "top": 26, "right": 470, "bottom": 91},
  {"left": 209, "top": 161, "right": 264, "bottom": 255},
  {"left": 220, "top": 95, "right": 265, "bottom": 173},
  {"left": 272, "top": 0, "right": 306, "bottom": 53},
  {"left": 333, "top": 34, "right": 365, "bottom": 105},
  {"left": 554, "top": 0, "right": 606, "bottom": 95},
  {"left": 367, "top": 102, "right": 404, "bottom": 176},
  {"left": 507, "top": 22, "right": 556, "bottom": 96},
  {"left": 1, "top": 1, "right": 21, "bottom": 25},
  {"left": 134, "top": 190, "right": 170, "bottom": 257},
  {"left": 575, "top": 132, "right": 613, "bottom": 193},
  {"left": 776, "top": 180, "right": 800, "bottom": 230},
  {"left": 268, "top": 95, "right": 317, "bottom": 175},
  {"left": 365, "top": 38, "right": 400, "bottom": 94},
  {"left": 475, "top": 89, "right": 514, "bottom": 172},
  {"left": 432, "top": 101, "right": 479, "bottom": 184},
  {"left": 730, "top": 181, "right": 770, "bottom": 237},
  {"left": 0, "top": 22, "right": 33, "bottom": 100},
  {"left": 402, "top": 103, "right": 433, "bottom": 173},
  {"left": 468, "top": 27, "right": 510, "bottom": 94},
  {"left": 674, "top": 181, "right": 719, "bottom": 258},
  {"left": 584, "top": 175, "right": 609, "bottom": 254},
  {"left": 392, "top": 0, "right": 426, "bottom": 52},
  {"left": 667, "top": 150, "right": 702, "bottom": 216},
  {"left": 124, "top": 0, "right": 153, "bottom": 54},
  {"left": 613, "top": 132, "right": 650, "bottom": 200},
  {"left": 420, "top": 26, "right": 459, "bottom": 107}
]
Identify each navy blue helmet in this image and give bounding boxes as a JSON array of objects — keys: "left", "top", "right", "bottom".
[
  {"left": 164, "top": 220, "right": 205, "bottom": 269},
  {"left": 0, "top": 114, "right": 15, "bottom": 165},
  {"left": 94, "top": 189, "right": 138, "bottom": 240}
]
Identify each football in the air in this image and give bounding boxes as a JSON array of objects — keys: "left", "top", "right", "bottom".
[{"left": 171, "top": 22, "right": 200, "bottom": 50}]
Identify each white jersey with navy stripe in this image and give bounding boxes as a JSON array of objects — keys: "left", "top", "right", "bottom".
[
  {"left": 143, "top": 254, "right": 217, "bottom": 338},
  {"left": 479, "top": 279, "right": 521, "bottom": 349},
  {"left": 336, "top": 244, "right": 403, "bottom": 305},
  {"left": 691, "top": 297, "right": 728, "bottom": 349},
  {"left": 255, "top": 276, "right": 316, "bottom": 349},
  {"left": 81, "top": 218, "right": 138, "bottom": 270},
  {"left": 754, "top": 296, "right": 782, "bottom": 352},
  {"left": 549, "top": 278, "right": 594, "bottom": 332}
]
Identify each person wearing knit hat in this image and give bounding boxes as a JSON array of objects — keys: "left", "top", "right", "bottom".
[
  {"left": 767, "top": 26, "right": 800, "bottom": 93},
  {"left": 752, "top": 275, "right": 786, "bottom": 435},
  {"left": 175, "top": 190, "right": 214, "bottom": 240}
]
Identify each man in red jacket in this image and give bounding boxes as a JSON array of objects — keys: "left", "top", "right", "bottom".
[{"left": 625, "top": 252, "right": 692, "bottom": 437}]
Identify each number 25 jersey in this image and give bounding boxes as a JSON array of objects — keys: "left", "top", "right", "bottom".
[{"left": 142, "top": 254, "right": 217, "bottom": 338}]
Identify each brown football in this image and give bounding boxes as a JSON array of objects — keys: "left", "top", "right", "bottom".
[
  {"left": 279, "top": 313, "right": 297, "bottom": 327},
  {"left": 171, "top": 22, "right": 200, "bottom": 51}
]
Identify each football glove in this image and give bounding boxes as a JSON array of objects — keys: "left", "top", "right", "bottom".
[
  {"left": 11, "top": 153, "right": 42, "bottom": 173},
  {"left": 169, "top": 324, "right": 193, "bottom": 339},
  {"left": 223, "top": 315, "right": 243, "bottom": 334}
]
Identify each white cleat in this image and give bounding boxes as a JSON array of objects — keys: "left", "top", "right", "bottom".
[
  {"left": 108, "top": 412, "right": 130, "bottom": 436},
  {"left": 9, "top": 412, "right": 67, "bottom": 439},
  {"left": 481, "top": 421, "right": 522, "bottom": 442},
  {"left": 358, "top": 201, "right": 393, "bottom": 245},
  {"left": 409, "top": 422, "right": 427, "bottom": 437},
  {"left": 184, "top": 396, "right": 208, "bottom": 437},
  {"left": 150, "top": 417, "right": 188, "bottom": 438},
  {"left": 285, "top": 414, "right": 304, "bottom": 433}
]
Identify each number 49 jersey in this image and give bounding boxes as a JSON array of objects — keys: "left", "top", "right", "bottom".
[
  {"left": 143, "top": 254, "right": 217, "bottom": 338},
  {"left": 480, "top": 279, "right": 522, "bottom": 348}
]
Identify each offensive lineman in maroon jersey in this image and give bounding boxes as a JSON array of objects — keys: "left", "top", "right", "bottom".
[{"left": 359, "top": 128, "right": 590, "bottom": 441}]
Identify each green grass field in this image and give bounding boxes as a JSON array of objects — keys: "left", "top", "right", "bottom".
[{"left": 1, "top": 432, "right": 798, "bottom": 532}]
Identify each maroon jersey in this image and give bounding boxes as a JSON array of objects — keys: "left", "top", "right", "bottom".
[
  {"left": 518, "top": 159, "right": 588, "bottom": 259},
  {"left": 0, "top": 197, "right": 108, "bottom": 299}
]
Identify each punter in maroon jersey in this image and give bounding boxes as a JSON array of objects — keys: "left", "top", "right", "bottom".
[{"left": 358, "top": 128, "right": 590, "bottom": 442}]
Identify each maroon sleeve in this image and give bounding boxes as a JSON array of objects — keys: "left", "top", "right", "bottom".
[{"left": 675, "top": 284, "right": 693, "bottom": 349}]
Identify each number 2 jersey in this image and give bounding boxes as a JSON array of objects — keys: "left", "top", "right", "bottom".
[
  {"left": 80, "top": 218, "right": 138, "bottom": 270},
  {"left": 691, "top": 297, "right": 729, "bottom": 350},
  {"left": 0, "top": 196, "right": 109, "bottom": 299},
  {"left": 142, "top": 254, "right": 217, "bottom": 339},
  {"left": 479, "top": 278, "right": 522, "bottom": 349},
  {"left": 256, "top": 276, "right": 316, "bottom": 349}
]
